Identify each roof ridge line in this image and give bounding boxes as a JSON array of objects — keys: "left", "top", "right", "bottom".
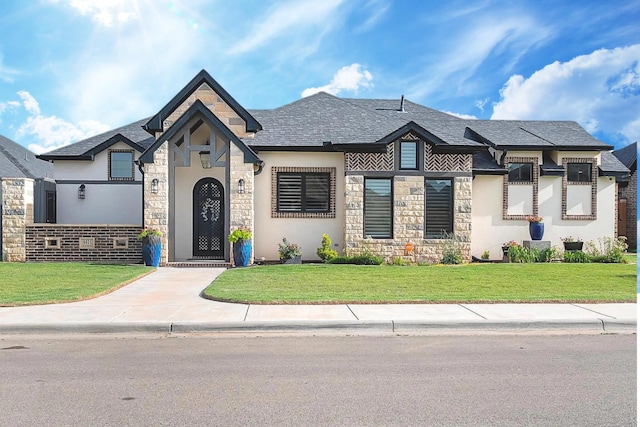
[
  {"left": 519, "top": 126, "right": 556, "bottom": 146},
  {"left": 0, "top": 142, "right": 34, "bottom": 178}
]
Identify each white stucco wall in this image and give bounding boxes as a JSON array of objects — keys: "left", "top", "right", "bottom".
[
  {"left": 254, "top": 152, "right": 345, "bottom": 261},
  {"left": 472, "top": 174, "right": 616, "bottom": 259},
  {"left": 53, "top": 142, "right": 143, "bottom": 225},
  {"left": 173, "top": 150, "right": 226, "bottom": 260}
]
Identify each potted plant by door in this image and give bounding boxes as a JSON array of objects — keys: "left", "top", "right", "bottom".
[
  {"left": 526, "top": 215, "right": 544, "bottom": 240},
  {"left": 229, "top": 227, "right": 252, "bottom": 267},
  {"left": 138, "top": 227, "right": 162, "bottom": 267},
  {"left": 561, "top": 236, "right": 584, "bottom": 251},
  {"left": 278, "top": 238, "right": 302, "bottom": 264}
]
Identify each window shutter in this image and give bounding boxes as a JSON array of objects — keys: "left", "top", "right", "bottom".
[
  {"left": 305, "top": 175, "right": 330, "bottom": 211},
  {"left": 277, "top": 175, "right": 302, "bottom": 211},
  {"left": 364, "top": 179, "right": 392, "bottom": 238},
  {"left": 425, "top": 179, "right": 452, "bottom": 238}
]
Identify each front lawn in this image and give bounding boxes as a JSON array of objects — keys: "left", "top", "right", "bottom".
[
  {"left": 204, "top": 263, "right": 637, "bottom": 304},
  {"left": 0, "top": 263, "right": 152, "bottom": 306}
]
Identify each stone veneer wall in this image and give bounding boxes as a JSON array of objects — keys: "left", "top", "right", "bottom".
[
  {"left": 25, "top": 224, "right": 142, "bottom": 263},
  {"left": 1, "top": 178, "right": 34, "bottom": 262},
  {"left": 620, "top": 169, "right": 637, "bottom": 249},
  {"left": 229, "top": 143, "right": 254, "bottom": 265},
  {"left": 144, "top": 142, "right": 169, "bottom": 265},
  {"left": 344, "top": 175, "right": 472, "bottom": 263}
]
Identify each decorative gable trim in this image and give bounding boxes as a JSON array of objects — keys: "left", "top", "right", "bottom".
[
  {"left": 143, "top": 69, "right": 261, "bottom": 134},
  {"left": 38, "top": 134, "right": 145, "bottom": 161},
  {"left": 139, "top": 99, "right": 262, "bottom": 165}
]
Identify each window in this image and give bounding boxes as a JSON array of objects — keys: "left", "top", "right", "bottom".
[
  {"left": 425, "top": 179, "right": 453, "bottom": 238},
  {"left": 567, "top": 163, "right": 592, "bottom": 183},
  {"left": 277, "top": 172, "right": 330, "bottom": 213},
  {"left": 109, "top": 151, "right": 134, "bottom": 180},
  {"left": 508, "top": 163, "right": 533, "bottom": 182},
  {"left": 364, "top": 178, "right": 392, "bottom": 238},
  {"left": 400, "top": 141, "right": 418, "bottom": 170}
]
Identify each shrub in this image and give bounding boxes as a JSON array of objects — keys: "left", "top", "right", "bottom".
[
  {"left": 480, "top": 250, "right": 490, "bottom": 260},
  {"left": 329, "top": 254, "right": 384, "bottom": 265},
  {"left": 278, "top": 238, "right": 302, "bottom": 260},
  {"left": 584, "top": 236, "right": 628, "bottom": 263},
  {"left": 228, "top": 227, "right": 251, "bottom": 243},
  {"left": 388, "top": 257, "right": 411, "bottom": 266},
  {"left": 316, "top": 234, "right": 338, "bottom": 262},
  {"left": 441, "top": 232, "right": 463, "bottom": 265},
  {"left": 507, "top": 246, "right": 558, "bottom": 263},
  {"left": 564, "top": 250, "right": 591, "bottom": 263}
]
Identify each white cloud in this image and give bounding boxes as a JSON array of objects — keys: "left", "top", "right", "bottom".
[
  {"left": 14, "top": 91, "right": 109, "bottom": 154},
  {"left": 302, "top": 64, "right": 373, "bottom": 97},
  {"left": 230, "top": 0, "right": 345, "bottom": 57},
  {"left": 492, "top": 45, "right": 640, "bottom": 144},
  {"left": 443, "top": 111, "right": 478, "bottom": 120},
  {"left": 57, "top": 0, "right": 139, "bottom": 26}
]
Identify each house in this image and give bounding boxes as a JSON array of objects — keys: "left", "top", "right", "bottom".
[
  {"left": 6, "top": 69, "right": 629, "bottom": 264},
  {"left": 613, "top": 142, "right": 637, "bottom": 250},
  {"left": 0, "top": 135, "right": 55, "bottom": 260}
]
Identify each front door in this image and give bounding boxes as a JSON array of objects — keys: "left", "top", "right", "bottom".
[{"left": 193, "top": 178, "right": 225, "bottom": 258}]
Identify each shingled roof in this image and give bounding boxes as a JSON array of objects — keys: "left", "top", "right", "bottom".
[
  {"left": 0, "top": 135, "right": 53, "bottom": 179},
  {"left": 38, "top": 118, "right": 154, "bottom": 160},
  {"left": 612, "top": 142, "right": 637, "bottom": 171}
]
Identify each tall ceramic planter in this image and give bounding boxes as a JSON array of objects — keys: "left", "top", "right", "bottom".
[
  {"left": 142, "top": 235, "right": 162, "bottom": 267},
  {"left": 529, "top": 222, "right": 544, "bottom": 241},
  {"left": 233, "top": 239, "right": 251, "bottom": 267}
]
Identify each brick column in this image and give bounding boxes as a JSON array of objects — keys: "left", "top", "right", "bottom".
[
  {"left": 144, "top": 142, "right": 169, "bottom": 265},
  {"left": 229, "top": 143, "right": 254, "bottom": 264}
]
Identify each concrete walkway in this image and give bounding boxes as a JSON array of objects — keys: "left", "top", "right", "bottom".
[{"left": 0, "top": 268, "right": 636, "bottom": 334}]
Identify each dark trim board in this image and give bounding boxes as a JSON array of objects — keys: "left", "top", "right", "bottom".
[{"left": 56, "top": 180, "right": 142, "bottom": 185}]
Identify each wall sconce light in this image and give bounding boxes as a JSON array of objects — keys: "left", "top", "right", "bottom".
[
  {"left": 78, "top": 184, "right": 86, "bottom": 199},
  {"left": 199, "top": 151, "right": 211, "bottom": 169},
  {"left": 151, "top": 178, "right": 159, "bottom": 194},
  {"left": 238, "top": 178, "right": 245, "bottom": 194}
]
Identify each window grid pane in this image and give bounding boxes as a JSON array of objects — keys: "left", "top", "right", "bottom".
[
  {"left": 425, "top": 179, "right": 453, "bottom": 239},
  {"left": 364, "top": 178, "right": 392, "bottom": 239},
  {"left": 508, "top": 163, "right": 533, "bottom": 182},
  {"left": 567, "top": 163, "right": 591, "bottom": 182},
  {"left": 277, "top": 173, "right": 330, "bottom": 213}
]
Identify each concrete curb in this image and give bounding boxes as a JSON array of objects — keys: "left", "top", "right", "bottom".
[{"left": 0, "top": 319, "right": 635, "bottom": 335}]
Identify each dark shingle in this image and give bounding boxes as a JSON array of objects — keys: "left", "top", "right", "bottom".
[
  {"left": 612, "top": 142, "right": 637, "bottom": 170},
  {"left": 0, "top": 135, "right": 54, "bottom": 179}
]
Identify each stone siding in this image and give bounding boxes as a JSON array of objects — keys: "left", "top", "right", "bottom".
[
  {"left": 2, "top": 178, "right": 34, "bottom": 262},
  {"left": 163, "top": 83, "right": 249, "bottom": 138},
  {"left": 144, "top": 142, "right": 170, "bottom": 264},
  {"left": 229, "top": 143, "right": 254, "bottom": 265},
  {"left": 25, "top": 224, "right": 142, "bottom": 263}
]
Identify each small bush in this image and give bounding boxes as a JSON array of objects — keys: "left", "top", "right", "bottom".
[
  {"left": 564, "top": 251, "right": 591, "bottom": 263},
  {"left": 480, "top": 250, "right": 490, "bottom": 260},
  {"left": 584, "top": 236, "right": 628, "bottom": 263},
  {"left": 329, "top": 255, "right": 384, "bottom": 265},
  {"left": 441, "top": 232, "right": 463, "bottom": 265},
  {"left": 507, "top": 246, "right": 558, "bottom": 263},
  {"left": 388, "top": 257, "right": 411, "bottom": 266},
  {"left": 316, "top": 234, "right": 338, "bottom": 263}
]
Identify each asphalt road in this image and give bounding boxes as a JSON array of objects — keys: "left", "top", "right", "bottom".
[{"left": 0, "top": 333, "right": 636, "bottom": 426}]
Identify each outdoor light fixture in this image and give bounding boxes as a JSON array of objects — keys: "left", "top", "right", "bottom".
[
  {"left": 78, "top": 184, "right": 86, "bottom": 199},
  {"left": 151, "top": 178, "right": 159, "bottom": 194},
  {"left": 238, "top": 178, "right": 245, "bottom": 194},
  {"left": 199, "top": 151, "right": 211, "bottom": 169}
]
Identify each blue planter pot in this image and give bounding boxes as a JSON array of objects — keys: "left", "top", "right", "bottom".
[
  {"left": 142, "top": 235, "right": 162, "bottom": 267},
  {"left": 529, "top": 222, "right": 544, "bottom": 241},
  {"left": 233, "top": 239, "right": 251, "bottom": 267}
]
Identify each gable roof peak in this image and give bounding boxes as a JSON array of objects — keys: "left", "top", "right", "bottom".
[{"left": 144, "top": 69, "right": 262, "bottom": 135}]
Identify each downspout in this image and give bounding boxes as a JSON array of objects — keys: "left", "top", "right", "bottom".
[
  {"left": 254, "top": 161, "right": 265, "bottom": 176},
  {"left": 134, "top": 160, "right": 145, "bottom": 228}
]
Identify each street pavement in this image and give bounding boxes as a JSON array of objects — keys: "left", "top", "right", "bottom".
[{"left": 0, "top": 267, "right": 636, "bottom": 334}]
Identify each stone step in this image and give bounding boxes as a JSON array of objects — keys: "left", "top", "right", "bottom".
[{"left": 165, "top": 261, "right": 231, "bottom": 268}]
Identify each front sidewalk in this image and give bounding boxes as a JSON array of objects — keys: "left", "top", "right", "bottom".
[{"left": 0, "top": 268, "right": 635, "bottom": 334}]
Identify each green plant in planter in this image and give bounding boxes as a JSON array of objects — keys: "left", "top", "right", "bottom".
[
  {"left": 138, "top": 227, "right": 162, "bottom": 239},
  {"left": 316, "top": 234, "right": 338, "bottom": 262},
  {"left": 278, "top": 238, "right": 302, "bottom": 260},
  {"left": 228, "top": 227, "right": 252, "bottom": 243}
]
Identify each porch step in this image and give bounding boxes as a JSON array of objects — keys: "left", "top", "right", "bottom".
[{"left": 165, "top": 261, "right": 231, "bottom": 268}]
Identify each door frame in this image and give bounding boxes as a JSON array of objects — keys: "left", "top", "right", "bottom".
[{"left": 192, "top": 177, "right": 225, "bottom": 259}]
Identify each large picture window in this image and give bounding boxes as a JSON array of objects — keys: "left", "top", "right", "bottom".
[
  {"left": 425, "top": 179, "right": 453, "bottom": 238},
  {"left": 364, "top": 178, "right": 392, "bottom": 239},
  {"left": 109, "top": 150, "right": 134, "bottom": 180},
  {"left": 508, "top": 162, "right": 533, "bottom": 182},
  {"left": 277, "top": 172, "right": 330, "bottom": 213}
]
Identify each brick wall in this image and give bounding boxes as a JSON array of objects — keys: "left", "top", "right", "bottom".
[
  {"left": 26, "top": 224, "right": 142, "bottom": 263},
  {"left": 620, "top": 169, "right": 637, "bottom": 249}
]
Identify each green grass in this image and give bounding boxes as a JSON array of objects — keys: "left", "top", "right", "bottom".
[
  {"left": 204, "top": 263, "right": 637, "bottom": 304},
  {"left": 0, "top": 263, "right": 152, "bottom": 306}
]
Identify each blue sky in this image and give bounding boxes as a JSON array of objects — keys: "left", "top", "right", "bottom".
[{"left": 0, "top": 0, "right": 638, "bottom": 154}]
